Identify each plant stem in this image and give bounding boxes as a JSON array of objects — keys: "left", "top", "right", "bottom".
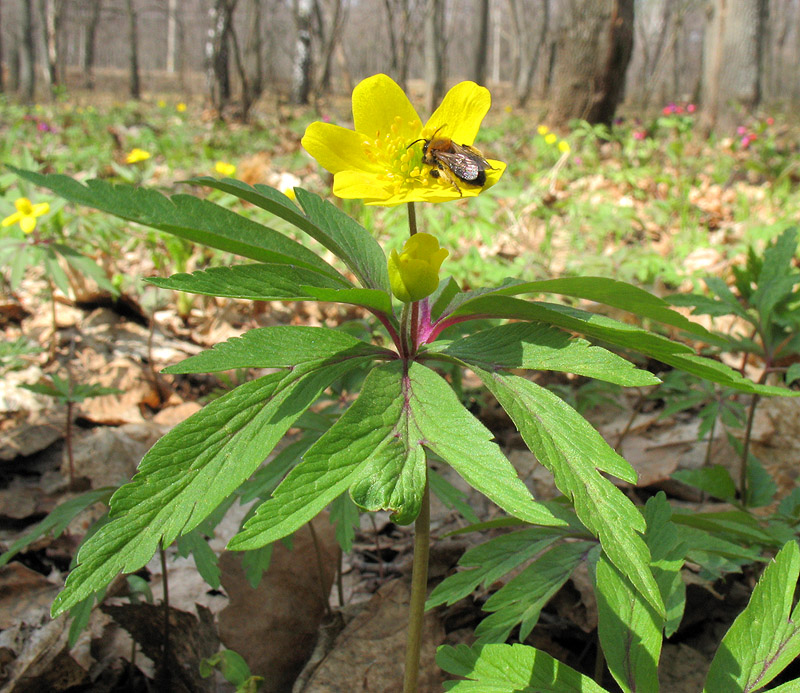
[
  {"left": 308, "top": 521, "right": 333, "bottom": 618},
  {"left": 65, "top": 400, "right": 75, "bottom": 488},
  {"left": 49, "top": 278, "right": 58, "bottom": 360},
  {"left": 407, "top": 201, "right": 418, "bottom": 236},
  {"left": 739, "top": 391, "right": 761, "bottom": 505},
  {"left": 159, "top": 543, "right": 171, "bottom": 688},
  {"left": 402, "top": 478, "right": 430, "bottom": 693}
]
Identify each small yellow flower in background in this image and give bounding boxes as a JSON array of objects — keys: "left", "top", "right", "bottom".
[
  {"left": 301, "top": 73, "right": 505, "bottom": 206},
  {"left": 2, "top": 197, "right": 50, "bottom": 234},
  {"left": 558, "top": 140, "right": 571, "bottom": 154},
  {"left": 214, "top": 161, "right": 237, "bottom": 177},
  {"left": 125, "top": 148, "right": 151, "bottom": 164},
  {"left": 176, "top": 102, "right": 187, "bottom": 113},
  {"left": 537, "top": 125, "right": 549, "bottom": 136},
  {"left": 282, "top": 187, "right": 297, "bottom": 201},
  {"left": 388, "top": 233, "right": 449, "bottom": 303},
  {"left": 157, "top": 99, "right": 167, "bottom": 108},
  {"left": 504, "top": 105, "right": 513, "bottom": 114},
  {"left": 545, "top": 133, "right": 557, "bottom": 145}
]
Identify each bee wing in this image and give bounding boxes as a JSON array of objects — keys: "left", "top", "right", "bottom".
[
  {"left": 452, "top": 143, "right": 492, "bottom": 169},
  {"left": 436, "top": 151, "right": 483, "bottom": 181}
]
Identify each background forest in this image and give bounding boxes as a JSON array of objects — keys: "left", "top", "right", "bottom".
[{"left": 3, "top": 1, "right": 800, "bottom": 693}]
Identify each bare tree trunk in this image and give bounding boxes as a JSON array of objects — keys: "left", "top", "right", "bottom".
[
  {"left": 166, "top": 0, "right": 177, "bottom": 73},
  {"left": 0, "top": 0, "right": 5, "bottom": 93},
  {"left": 82, "top": 0, "right": 102, "bottom": 89},
  {"left": 471, "top": 0, "right": 489, "bottom": 85},
  {"left": 701, "top": 0, "right": 767, "bottom": 132},
  {"left": 291, "top": 0, "right": 313, "bottom": 104},
  {"left": 548, "top": 0, "right": 634, "bottom": 126},
  {"left": 314, "top": 0, "right": 346, "bottom": 94},
  {"left": 509, "top": 0, "right": 550, "bottom": 106},
  {"left": 125, "top": 0, "right": 140, "bottom": 99},
  {"left": 241, "top": 0, "right": 264, "bottom": 113},
  {"left": 38, "top": 0, "right": 58, "bottom": 92},
  {"left": 424, "top": 0, "right": 446, "bottom": 113},
  {"left": 20, "top": 0, "right": 36, "bottom": 103},
  {"left": 206, "top": 0, "right": 237, "bottom": 113}
]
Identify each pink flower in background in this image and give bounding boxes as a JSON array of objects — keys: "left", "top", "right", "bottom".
[
  {"left": 633, "top": 130, "right": 646, "bottom": 141},
  {"left": 736, "top": 126, "right": 748, "bottom": 136},
  {"left": 766, "top": 117, "right": 775, "bottom": 126},
  {"left": 687, "top": 103, "right": 696, "bottom": 113}
]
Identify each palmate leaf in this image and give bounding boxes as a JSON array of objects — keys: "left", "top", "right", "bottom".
[
  {"left": 9, "top": 167, "right": 344, "bottom": 281},
  {"left": 230, "top": 362, "right": 565, "bottom": 551},
  {"left": 189, "top": 178, "right": 389, "bottom": 291},
  {"left": 50, "top": 351, "right": 374, "bottom": 617},
  {"left": 704, "top": 541, "right": 800, "bottom": 692},
  {"left": 596, "top": 553, "right": 663, "bottom": 693},
  {"left": 437, "top": 643, "right": 611, "bottom": 693},
  {"left": 473, "top": 368, "right": 664, "bottom": 616},
  {"left": 453, "top": 295, "right": 792, "bottom": 396},
  {"left": 427, "top": 322, "right": 660, "bottom": 386},
  {"left": 148, "top": 263, "right": 350, "bottom": 301}
]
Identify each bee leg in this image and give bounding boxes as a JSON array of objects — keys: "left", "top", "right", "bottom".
[{"left": 435, "top": 165, "right": 463, "bottom": 196}]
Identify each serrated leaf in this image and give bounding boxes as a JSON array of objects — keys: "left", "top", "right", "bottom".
[
  {"left": 10, "top": 167, "right": 344, "bottom": 281},
  {"left": 476, "top": 541, "right": 593, "bottom": 644},
  {"left": 672, "top": 510, "right": 779, "bottom": 546},
  {"left": 189, "top": 178, "right": 388, "bottom": 291},
  {"left": 427, "top": 528, "right": 566, "bottom": 609},
  {"left": 596, "top": 552, "right": 663, "bottom": 693},
  {"left": 300, "top": 286, "right": 393, "bottom": 314},
  {"left": 430, "top": 322, "right": 659, "bottom": 386},
  {"left": 437, "top": 643, "right": 611, "bottom": 692},
  {"left": 230, "top": 361, "right": 565, "bottom": 551},
  {"left": 473, "top": 368, "right": 664, "bottom": 616},
  {"left": 672, "top": 466, "right": 737, "bottom": 502},
  {"left": 0, "top": 487, "right": 114, "bottom": 568},
  {"left": 453, "top": 295, "right": 795, "bottom": 396},
  {"left": 51, "top": 354, "right": 369, "bottom": 617},
  {"left": 148, "top": 263, "right": 349, "bottom": 301},
  {"left": 164, "top": 325, "right": 390, "bottom": 374},
  {"left": 492, "top": 276, "right": 712, "bottom": 338},
  {"left": 704, "top": 541, "right": 800, "bottom": 692}
]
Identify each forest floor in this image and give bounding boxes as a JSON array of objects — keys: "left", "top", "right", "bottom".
[{"left": 1, "top": 82, "right": 800, "bottom": 691}]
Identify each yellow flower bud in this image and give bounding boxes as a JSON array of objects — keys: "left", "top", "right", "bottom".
[
  {"left": 537, "top": 125, "right": 549, "bottom": 136},
  {"left": 545, "top": 133, "right": 557, "bottom": 145},
  {"left": 558, "top": 140, "right": 571, "bottom": 154},
  {"left": 214, "top": 161, "right": 237, "bottom": 177},
  {"left": 388, "top": 233, "right": 448, "bottom": 303}
]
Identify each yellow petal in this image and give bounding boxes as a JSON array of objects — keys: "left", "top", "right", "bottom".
[
  {"left": 31, "top": 202, "right": 50, "bottom": 217},
  {"left": 332, "top": 169, "right": 394, "bottom": 201},
  {"left": 352, "top": 74, "right": 422, "bottom": 139},
  {"left": 425, "top": 81, "right": 491, "bottom": 145},
  {"left": 302, "top": 122, "right": 382, "bottom": 176},
  {"left": 20, "top": 216, "right": 37, "bottom": 234},
  {"left": 15, "top": 198, "right": 34, "bottom": 214},
  {"left": 1, "top": 212, "right": 22, "bottom": 227}
]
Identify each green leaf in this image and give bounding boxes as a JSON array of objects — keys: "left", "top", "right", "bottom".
[
  {"left": 473, "top": 368, "right": 664, "bottom": 616},
  {"left": 330, "top": 492, "right": 360, "bottom": 553},
  {"left": 10, "top": 167, "right": 344, "bottom": 281},
  {"left": 643, "top": 493, "right": 686, "bottom": 638},
  {"left": 200, "top": 649, "right": 254, "bottom": 686},
  {"left": 672, "top": 510, "right": 779, "bottom": 547},
  {"left": 428, "top": 322, "right": 660, "bottom": 386},
  {"left": 44, "top": 246, "right": 71, "bottom": 297},
  {"left": 176, "top": 530, "right": 221, "bottom": 589},
  {"left": 300, "top": 286, "right": 393, "bottom": 314},
  {"left": 51, "top": 354, "right": 369, "bottom": 617},
  {"left": 596, "top": 552, "right": 663, "bottom": 693},
  {"left": 672, "top": 465, "right": 737, "bottom": 502},
  {"left": 437, "top": 643, "right": 612, "bottom": 692},
  {"left": 52, "top": 243, "right": 118, "bottom": 295},
  {"left": 189, "top": 178, "right": 389, "bottom": 291},
  {"left": 491, "top": 276, "right": 713, "bottom": 338},
  {"left": 428, "top": 468, "right": 480, "bottom": 524},
  {"left": 148, "top": 263, "right": 349, "bottom": 301},
  {"left": 230, "top": 361, "right": 565, "bottom": 551},
  {"left": 704, "top": 541, "right": 800, "bottom": 692},
  {"left": 476, "top": 541, "right": 594, "bottom": 644},
  {"left": 786, "top": 363, "right": 800, "bottom": 386},
  {"left": 0, "top": 487, "right": 114, "bottom": 568},
  {"left": 453, "top": 295, "right": 793, "bottom": 396},
  {"left": 164, "top": 325, "right": 390, "bottom": 374},
  {"left": 427, "top": 528, "right": 566, "bottom": 609}
]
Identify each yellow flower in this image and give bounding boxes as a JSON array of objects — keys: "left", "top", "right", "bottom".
[
  {"left": 2, "top": 197, "right": 50, "bottom": 234},
  {"left": 537, "top": 125, "right": 549, "bottom": 136},
  {"left": 125, "top": 148, "right": 151, "bottom": 164},
  {"left": 282, "top": 187, "right": 297, "bottom": 201},
  {"left": 301, "top": 74, "right": 505, "bottom": 206},
  {"left": 214, "top": 161, "right": 237, "bottom": 177},
  {"left": 157, "top": 99, "right": 167, "bottom": 108},
  {"left": 545, "top": 133, "right": 557, "bottom": 145},
  {"left": 388, "top": 233, "right": 448, "bottom": 303},
  {"left": 558, "top": 140, "right": 571, "bottom": 154},
  {"left": 176, "top": 102, "right": 187, "bottom": 113}
]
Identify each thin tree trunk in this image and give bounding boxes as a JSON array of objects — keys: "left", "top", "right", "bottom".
[
  {"left": 510, "top": 0, "right": 550, "bottom": 106},
  {"left": 471, "top": 0, "right": 489, "bottom": 85},
  {"left": 242, "top": 0, "right": 264, "bottom": 113},
  {"left": 424, "top": 0, "right": 445, "bottom": 113},
  {"left": 20, "top": 0, "right": 36, "bottom": 103},
  {"left": 291, "top": 0, "right": 313, "bottom": 104},
  {"left": 82, "top": 0, "right": 101, "bottom": 89},
  {"left": 38, "top": 0, "right": 58, "bottom": 92},
  {"left": 166, "top": 0, "right": 177, "bottom": 73},
  {"left": 0, "top": 0, "right": 5, "bottom": 93},
  {"left": 125, "top": 0, "right": 140, "bottom": 99}
]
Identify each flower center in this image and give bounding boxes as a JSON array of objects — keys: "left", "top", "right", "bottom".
[{"left": 361, "top": 116, "right": 436, "bottom": 196}]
